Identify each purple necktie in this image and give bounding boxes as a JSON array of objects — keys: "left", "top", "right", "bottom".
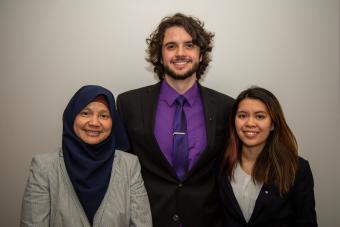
[{"left": 172, "top": 95, "right": 189, "bottom": 180}]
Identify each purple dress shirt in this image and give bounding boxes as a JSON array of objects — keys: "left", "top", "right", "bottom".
[{"left": 154, "top": 80, "right": 207, "bottom": 171}]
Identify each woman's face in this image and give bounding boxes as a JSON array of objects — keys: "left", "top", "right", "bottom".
[
  {"left": 73, "top": 100, "right": 112, "bottom": 145},
  {"left": 235, "top": 98, "right": 273, "bottom": 152}
]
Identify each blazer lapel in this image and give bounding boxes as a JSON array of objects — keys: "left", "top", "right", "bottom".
[
  {"left": 221, "top": 173, "right": 247, "bottom": 222},
  {"left": 59, "top": 151, "right": 90, "bottom": 226},
  {"left": 249, "top": 184, "right": 272, "bottom": 223},
  {"left": 142, "top": 83, "right": 179, "bottom": 180}
]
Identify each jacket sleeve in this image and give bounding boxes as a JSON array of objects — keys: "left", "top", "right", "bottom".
[
  {"left": 129, "top": 156, "right": 153, "bottom": 227},
  {"left": 293, "top": 158, "right": 318, "bottom": 226},
  {"left": 20, "top": 156, "right": 50, "bottom": 227},
  {"left": 116, "top": 94, "right": 134, "bottom": 155}
]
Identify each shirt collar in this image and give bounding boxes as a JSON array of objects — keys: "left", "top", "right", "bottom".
[{"left": 159, "top": 80, "right": 199, "bottom": 107}]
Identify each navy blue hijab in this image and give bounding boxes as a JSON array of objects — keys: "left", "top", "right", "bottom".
[{"left": 62, "top": 85, "right": 129, "bottom": 225}]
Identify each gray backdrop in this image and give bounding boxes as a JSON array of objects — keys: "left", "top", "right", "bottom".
[{"left": 1, "top": 0, "right": 339, "bottom": 226}]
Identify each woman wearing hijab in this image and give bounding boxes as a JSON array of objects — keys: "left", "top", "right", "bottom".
[
  {"left": 219, "top": 87, "right": 317, "bottom": 226},
  {"left": 21, "top": 85, "right": 152, "bottom": 227}
]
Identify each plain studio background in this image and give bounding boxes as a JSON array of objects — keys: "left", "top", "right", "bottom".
[{"left": 1, "top": 0, "right": 339, "bottom": 226}]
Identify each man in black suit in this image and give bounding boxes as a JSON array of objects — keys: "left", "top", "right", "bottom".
[{"left": 117, "top": 13, "right": 234, "bottom": 227}]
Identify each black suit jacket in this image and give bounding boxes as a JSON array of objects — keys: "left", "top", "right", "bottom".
[
  {"left": 117, "top": 82, "right": 234, "bottom": 227},
  {"left": 219, "top": 157, "right": 317, "bottom": 227}
]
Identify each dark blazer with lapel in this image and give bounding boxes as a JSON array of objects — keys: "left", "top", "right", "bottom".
[
  {"left": 117, "top": 82, "right": 234, "bottom": 227},
  {"left": 219, "top": 157, "right": 317, "bottom": 227}
]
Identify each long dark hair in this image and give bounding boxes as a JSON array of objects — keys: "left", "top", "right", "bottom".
[
  {"left": 221, "top": 86, "right": 298, "bottom": 195},
  {"left": 146, "top": 13, "right": 214, "bottom": 80}
]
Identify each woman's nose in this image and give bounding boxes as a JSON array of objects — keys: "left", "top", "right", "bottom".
[
  {"left": 88, "top": 116, "right": 100, "bottom": 126},
  {"left": 245, "top": 117, "right": 256, "bottom": 127}
]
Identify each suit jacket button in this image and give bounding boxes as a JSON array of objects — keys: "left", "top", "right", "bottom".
[{"left": 172, "top": 214, "right": 179, "bottom": 222}]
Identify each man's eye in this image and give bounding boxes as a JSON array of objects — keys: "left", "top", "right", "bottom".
[
  {"left": 166, "top": 44, "right": 175, "bottom": 49},
  {"left": 186, "top": 43, "right": 194, "bottom": 48}
]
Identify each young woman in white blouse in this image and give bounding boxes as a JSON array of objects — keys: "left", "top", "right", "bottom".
[{"left": 219, "top": 86, "right": 317, "bottom": 227}]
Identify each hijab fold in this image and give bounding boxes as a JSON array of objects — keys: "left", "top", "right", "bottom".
[{"left": 62, "top": 85, "right": 129, "bottom": 225}]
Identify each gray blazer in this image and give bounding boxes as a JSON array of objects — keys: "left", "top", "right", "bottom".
[{"left": 20, "top": 150, "right": 152, "bottom": 227}]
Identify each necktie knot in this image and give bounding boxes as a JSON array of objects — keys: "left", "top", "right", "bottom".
[{"left": 175, "top": 95, "right": 187, "bottom": 107}]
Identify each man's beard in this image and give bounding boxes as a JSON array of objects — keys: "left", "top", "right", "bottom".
[{"left": 163, "top": 62, "right": 199, "bottom": 80}]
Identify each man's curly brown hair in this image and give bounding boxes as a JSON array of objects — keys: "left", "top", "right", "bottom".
[{"left": 146, "top": 13, "right": 215, "bottom": 81}]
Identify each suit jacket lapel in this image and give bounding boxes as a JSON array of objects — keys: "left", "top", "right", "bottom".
[
  {"left": 186, "top": 85, "right": 217, "bottom": 175},
  {"left": 142, "top": 83, "right": 160, "bottom": 137},
  {"left": 142, "top": 83, "right": 179, "bottom": 180},
  {"left": 201, "top": 86, "right": 216, "bottom": 152}
]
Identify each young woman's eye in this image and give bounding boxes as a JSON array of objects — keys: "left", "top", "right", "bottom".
[
  {"left": 256, "top": 115, "right": 266, "bottom": 120},
  {"left": 237, "top": 113, "right": 247, "bottom": 119}
]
